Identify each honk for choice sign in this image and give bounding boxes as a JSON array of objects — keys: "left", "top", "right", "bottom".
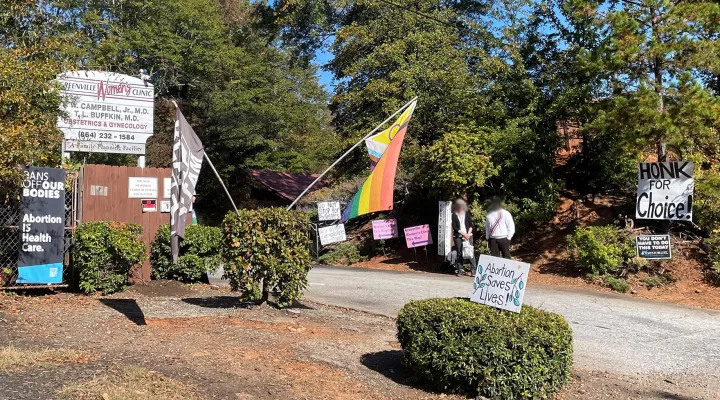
[
  {"left": 17, "top": 166, "right": 66, "bottom": 284},
  {"left": 636, "top": 162, "right": 694, "bottom": 221},
  {"left": 470, "top": 255, "right": 530, "bottom": 313}
]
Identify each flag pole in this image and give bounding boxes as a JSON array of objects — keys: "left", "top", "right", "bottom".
[
  {"left": 203, "top": 152, "right": 239, "bottom": 214},
  {"left": 171, "top": 101, "right": 239, "bottom": 215},
  {"left": 287, "top": 97, "right": 418, "bottom": 210}
]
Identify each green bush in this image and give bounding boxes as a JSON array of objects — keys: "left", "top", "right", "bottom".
[
  {"left": 150, "top": 224, "right": 222, "bottom": 282},
  {"left": 73, "top": 222, "right": 146, "bottom": 295},
  {"left": 396, "top": 298, "right": 573, "bottom": 399},
  {"left": 704, "top": 232, "right": 720, "bottom": 286},
  {"left": 602, "top": 275, "right": 631, "bottom": 293},
  {"left": 567, "top": 226, "right": 634, "bottom": 275},
  {"left": 221, "top": 208, "right": 312, "bottom": 307},
  {"left": 318, "top": 242, "right": 364, "bottom": 265}
]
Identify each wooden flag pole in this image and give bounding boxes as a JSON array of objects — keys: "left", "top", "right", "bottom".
[{"left": 286, "top": 96, "right": 418, "bottom": 211}]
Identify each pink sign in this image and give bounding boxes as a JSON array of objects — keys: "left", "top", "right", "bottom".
[
  {"left": 404, "top": 225, "right": 433, "bottom": 248},
  {"left": 372, "top": 219, "right": 398, "bottom": 240}
]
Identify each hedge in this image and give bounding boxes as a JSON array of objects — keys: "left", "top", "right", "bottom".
[
  {"left": 150, "top": 224, "right": 222, "bottom": 282},
  {"left": 567, "top": 225, "right": 635, "bottom": 276},
  {"left": 73, "top": 221, "right": 146, "bottom": 294},
  {"left": 396, "top": 298, "right": 573, "bottom": 399},
  {"left": 221, "top": 207, "right": 311, "bottom": 307}
]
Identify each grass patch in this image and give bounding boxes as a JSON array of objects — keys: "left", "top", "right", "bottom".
[
  {"left": 0, "top": 346, "right": 89, "bottom": 373},
  {"left": 642, "top": 273, "right": 675, "bottom": 289},
  {"left": 58, "top": 365, "right": 203, "bottom": 400}
]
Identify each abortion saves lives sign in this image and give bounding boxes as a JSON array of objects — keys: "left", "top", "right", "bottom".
[
  {"left": 17, "top": 167, "right": 66, "bottom": 284},
  {"left": 470, "top": 255, "right": 530, "bottom": 313},
  {"left": 636, "top": 162, "right": 694, "bottom": 221}
]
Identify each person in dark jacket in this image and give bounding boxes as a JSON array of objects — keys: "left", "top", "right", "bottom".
[{"left": 451, "top": 198, "right": 473, "bottom": 276}]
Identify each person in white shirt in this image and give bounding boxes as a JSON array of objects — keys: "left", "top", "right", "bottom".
[{"left": 484, "top": 197, "right": 515, "bottom": 259}]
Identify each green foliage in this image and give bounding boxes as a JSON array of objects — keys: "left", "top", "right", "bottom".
[
  {"left": 150, "top": 224, "right": 222, "bottom": 282},
  {"left": 221, "top": 208, "right": 312, "bottom": 307},
  {"left": 567, "top": 226, "right": 634, "bottom": 275},
  {"left": 602, "top": 275, "right": 631, "bottom": 293},
  {"left": 318, "top": 242, "right": 364, "bottom": 266},
  {"left": 703, "top": 233, "right": 720, "bottom": 286},
  {"left": 693, "top": 163, "right": 720, "bottom": 234},
  {"left": 0, "top": 0, "right": 79, "bottom": 192},
  {"left": 396, "top": 298, "right": 573, "bottom": 399},
  {"left": 73, "top": 222, "right": 147, "bottom": 295},
  {"left": 424, "top": 124, "right": 500, "bottom": 197},
  {"left": 642, "top": 273, "right": 675, "bottom": 289}
]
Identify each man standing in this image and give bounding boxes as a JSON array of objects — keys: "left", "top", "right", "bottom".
[{"left": 485, "top": 197, "right": 515, "bottom": 259}]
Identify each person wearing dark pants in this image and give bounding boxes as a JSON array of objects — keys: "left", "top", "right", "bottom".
[
  {"left": 451, "top": 199, "right": 473, "bottom": 276},
  {"left": 485, "top": 197, "right": 515, "bottom": 259}
]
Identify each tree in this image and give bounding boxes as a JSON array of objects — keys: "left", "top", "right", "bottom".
[
  {"left": 573, "top": 0, "right": 720, "bottom": 161},
  {"left": 0, "top": 0, "right": 78, "bottom": 195}
]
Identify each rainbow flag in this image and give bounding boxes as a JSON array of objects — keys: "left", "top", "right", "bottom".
[
  {"left": 343, "top": 100, "right": 417, "bottom": 221},
  {"left": 366, "top": 101, "right": 416, "bottom": 170}
]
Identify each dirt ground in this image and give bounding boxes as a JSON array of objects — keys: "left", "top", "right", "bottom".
[
  {"left": 0, "top": 282, "right": 715, "bottom": 400},
  {"left": 348, "top": 194, "right": 720, "bottom": 311}
]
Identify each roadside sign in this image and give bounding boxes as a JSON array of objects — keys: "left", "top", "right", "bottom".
[
  {"left": 318, "top": 201, "right": 341, "bottom": 221},
  {"left": 319, "top": 224, "right": 347, "bottom": 245},
  {"left": 636, "top": 234, "right": 672, "bottom": 259},
  {"left": 128, "top": 177, "right": 158, "bottom": 198},
  {"left": 470, "top": 254, "right": 530, "bottom": 313},
  {"left": 404, "top": 225, "right": 432, "bottom": 248},
  {"left": 372, "top": 219, "right": 398, "bottom": 240},
  {"left": 438, "top": 201, "right": 452, "bottom": 256}
]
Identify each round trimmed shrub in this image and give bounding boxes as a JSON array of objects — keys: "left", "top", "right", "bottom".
[
  {"left": 396, "top": 298, "right": 573, "bottom": 399},
  {"left": 221, "top": 208, "right": 311, "bottom": 308},
  {"left": 150, "top": 224, "right": 222, "bottom": 282}
]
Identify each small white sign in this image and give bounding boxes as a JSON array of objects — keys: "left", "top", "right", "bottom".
[
  {"left": 128, "top": 177, "right": 158, "bottom": 198},
  {"left": 318, "top": 224, "right": 347, "bottom": 245},
  {"left": 141, "top": 199, "right": 157, "bottom": 213},
  {"left": 64, "top": 139, "right": 146, "bottom": 154},
  {"left": 470, "top": 255, "right": 530, "bottom": 314},
  {"left": 317, "top": 201, "right": 341, "bottom": 221},
  {"left": 160, "top": 200, "right": 171, "bottom": 213},
  {"left": 163, "top": 177, "right": 172, "bottom": 198},
  {"left": 438, "top": 201, "right": 452, "bottom": 256}
]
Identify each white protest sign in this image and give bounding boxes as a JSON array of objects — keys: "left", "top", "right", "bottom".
[
  {"left": 317, "top": 201, "right": 341, "bottom": 221},
  {"left": 318, "top": 224, "right": 347, "bottom": 245},
  {"left": 470, "top": 255, "right": 530, "bottom": 313},
  {"left": 636, "top": 162, "right": 694, "bottom": 221},
  {"left": 57, "top": 71, "right": 154, "bottom": 154},
  {"left": 128, "top": 177, "right": 158, "bottom": 198},
  {"left": 438, "top": 201, "right": 452, "bottom": 256}
]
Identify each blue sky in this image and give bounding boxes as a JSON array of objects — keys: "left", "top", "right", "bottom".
[{"left": 315, "top": 46, "right": 336, "bottom": 91}]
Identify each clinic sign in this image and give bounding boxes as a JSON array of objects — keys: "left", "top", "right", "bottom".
[
  {"left": 470, "top": 255, "right": 530, "bottom": 313},
  {"left": 57, "top": 71, "right": 154, "bottom": 155},
  {"left": 17, "top": 166, "right": 66, "bottom": 284},
  {"left": 636, "top": 162, "right": 694, "bottom": 221}
]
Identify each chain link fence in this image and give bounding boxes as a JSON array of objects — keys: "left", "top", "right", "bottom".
[{"left": 0, "top": 179, "right": 78, "bottom": 287}]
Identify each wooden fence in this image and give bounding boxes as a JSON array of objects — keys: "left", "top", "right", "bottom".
[{"left": 80, "top": 164, "right": 183, "bottom": 281}]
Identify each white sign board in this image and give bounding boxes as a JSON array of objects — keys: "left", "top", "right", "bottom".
[
  {"left": 57, "top": 71, "right": 154, "bottom": 153},
  {"left": 438, "top": 201, "right": 452, "bottom": 256},
  {"left": 318, "top": 224, "right": 347, "bottom": 246},
  {"left": 128, "top": 177, "right": 158, "bottom": 198},
  {"left": 160, "top": 200, "right": 171, "bottom": 213},
  {"left": 163, "top": 177, "right": 172, "bottom": 198},
  {"left": 317, "top": 201, "right": 341, "bottom": 221},
  {"left": 470, "top": 255, "right": 530, "bottom": 314},
  {"left": 636, "top": 162, "right": 694, "bottom": 221},
  {"left": 64, "top": 139, "right": 145, "bottom": 155}
]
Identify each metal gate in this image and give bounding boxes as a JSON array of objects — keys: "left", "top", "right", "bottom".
[{"left": 0, "top": 172, "right": 80, "bottom": 288}]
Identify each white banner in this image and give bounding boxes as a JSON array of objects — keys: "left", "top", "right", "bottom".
[
  {"left": 470, "top": 255, "right": 530, "bottom": 314},
  {"left": 636, "top": 162, "right": 694, "bottom": 221},
  {"left": 57, "top": 71, "right": 154, "bottom": 148},
  {"left": 319, "top": 224, "right": 347, "bottom": 246},
  {"left": 438, "top": 201, "right": 452, "bottom": 256}
]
